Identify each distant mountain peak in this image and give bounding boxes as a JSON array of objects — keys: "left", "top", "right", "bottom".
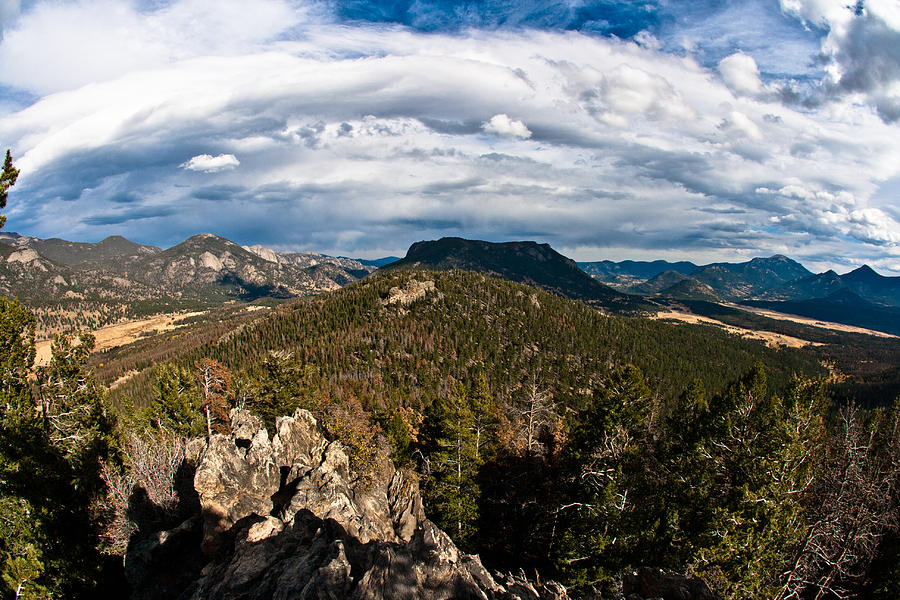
[
  {"left": 845, "top": 264, "right": 880, "bottom": 279},
  {"left": 386, "top": 237, "right": 648, "bottom": 311}
]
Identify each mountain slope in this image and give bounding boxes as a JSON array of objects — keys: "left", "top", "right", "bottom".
[
  {"left": 657, "top": 278, "right": 722, "bottom": 302},
  {"left": 109, "top": 269, "right": 823, "bottom": 414},
  {"left": 578, "top": 259, "right": 698, "bottom": 289},
  {"left": 758, "top": 265, "right": 900, "bottom": 308},
  {"left": 629, "top": 270, "right": 691, "bottom": 294},
  {"left": 689, "top": 255, "right": 812, "bottom": 300},
  {"left": 744, "top": 290, "right": 900, "bottom": 336},
  {"left": 383, "top": 237, "right": 648, "bottom": 311},
  {"left": 0, "top": 232, "right": 377, "bottom": 337}
]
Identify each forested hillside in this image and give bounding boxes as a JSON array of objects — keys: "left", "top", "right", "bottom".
[{"left": 110, "top": 269, "right": 822, "bottom": 411}]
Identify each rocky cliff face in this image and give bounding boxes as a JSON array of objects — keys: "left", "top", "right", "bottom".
[{"left": 126, "top": 408, "right": 567, "bottom": 600}]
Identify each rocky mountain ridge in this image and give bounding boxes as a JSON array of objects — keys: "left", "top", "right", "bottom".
[
  {"left": 128, "top": 407, "right": 570, "bottom": 600},
  {"left": 0, "top": 232, "right": 379, "bottom": 335}
]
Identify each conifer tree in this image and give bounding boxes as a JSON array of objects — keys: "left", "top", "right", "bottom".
[
  {"left": 426, "top": 381, "right": 481, "bottom": 548},
  {"left": 145, "top": 363, "right": 204, "bottom": 436},
  {"left": 0, "top": 149, "right": 18, "bottom": 230},
  {"left": 469, "top": 373, "right": 499, "bottom": 461}
]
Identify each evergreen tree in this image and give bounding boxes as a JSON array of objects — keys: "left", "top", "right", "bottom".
[
  {"left": 0, "top": 149, "right": 19, "bottom": 230},
  {"left": 246, "top": 350, "right": 315, "bottom": 432},
  {"left": 1, "top": 303, "right": 121, "bottom": 597},
  {"left": 36, "top": 332, "right": 116, "bottom": 486},
  {"left": 425, "top": 381, "right": 482, "bottom": 549},
  {"left": 144, "top": 363, "right": 204, "bottom": 436},
  {"left": 470, "top": 373, "right": 499, "bottom": 462},
  {"left": 557, "top": 365, "right": 653, "bottom": 590}
]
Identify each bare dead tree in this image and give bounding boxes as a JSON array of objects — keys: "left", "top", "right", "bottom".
[
  {"left": 100, "top": 432, "right": 187, "bottom": 555},
  {"left": 778, "top": 405, "right": 900, "bottom": 600},
  {"left": 195, "top": 358, "right": 233, "bottom": 437},
  {"left": 506, "top": 378, "right": 558, "bottom": 456}
]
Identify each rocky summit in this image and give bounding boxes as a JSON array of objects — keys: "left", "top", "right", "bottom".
[{"left": 126, "top": 408, "right": 568, "bottom": 600}]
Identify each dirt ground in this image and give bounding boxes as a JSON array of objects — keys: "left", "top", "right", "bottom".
[{"left": 34, "top": 310, "right": 207, "bottom": 367}]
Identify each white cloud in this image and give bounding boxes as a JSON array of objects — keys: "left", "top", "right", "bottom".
[
  {"left": 781, "top": 0, "right": 900, "bottom": 122},
  {"left": 482, "top": 114, "right": 532, "bottom": 139},
  {"left": 719, "top": 52, "right": 764, "bottom": 97},
  {"left": 0, "top": 0, "right": 301, "bottom": 94},
  {"left": 720, "top": 110, "right": 764, "bottom": 140},
  {"left": 181, "top": 154, "right": 240, "bottom": 173},
  {"left": 0, "top": 3, "right": 898, "bottom": 271}
]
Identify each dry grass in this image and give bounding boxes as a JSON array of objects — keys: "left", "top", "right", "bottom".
[
  {"left": 34, "top": 310, "right": 207, "bottom": 366},
  {"left": 651, "top": 310, "right": 820, "bottom": 349}
]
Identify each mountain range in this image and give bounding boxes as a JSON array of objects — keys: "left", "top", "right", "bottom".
[
  {"left": 396, "top": 239, "right": 899, "bottom": 335},
  {"left": 3, "top": 231, "right": 898, "bottom": 337},
  {"left": 0, "top": 232, "right": 379, "bottom": 336},
  {"left": 0, "top": 232, "right": 376, "bottom": 301}
]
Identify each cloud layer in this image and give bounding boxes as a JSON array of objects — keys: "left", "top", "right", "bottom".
[{"left": 0, "top": 0, "right": 898, "bottom": 274}]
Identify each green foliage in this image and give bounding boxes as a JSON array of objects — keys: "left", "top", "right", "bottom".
[
  {"left": 142, "top": 363, "right": 205, "bottom": 436},
  {"left": 245, "top": 350, "right": 317, "bottom": 432},
  {"left": 322, "top": 396, "right": 381, "bottom": 487},
  {"left": 557, "top": 365, "right": 655, "bottom": 589},
  {"left": 555, "top": 365, "right": 834, "bottom": 599},
  {"left": 1, "top": 302, "right": 121, "bottom": 597},
  {"left": 422, "top": 380, "right": 489, "bottom": 550},
  {"left": 0, "top": 297, "right": 35, "bottom": 426},
  {"left": 0, "top": 149, "right": 19, "bottom": 230},
  {"left": 1, "top": 541, "right": 49, "bottom": 600},
  {"left": 36, "top": 332, "right": 117, "bottom": 486}
]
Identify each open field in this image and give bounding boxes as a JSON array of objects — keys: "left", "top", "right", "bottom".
[
  {"left": 651, "top": 310, "right": 820, "bottom": 348},
  {"left": 34, "top": 310, "right": 208, "bottom": 366},
  {"left": 732, "top": 304, "right": 898, "bottom": 338}
]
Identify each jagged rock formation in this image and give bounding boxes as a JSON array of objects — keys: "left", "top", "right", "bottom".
[
  {"left": 126, "top": 408, "right": 567, "bottom": 600},
  {"left": 382, "top": 279, "right": 440, "bottom": 306}
]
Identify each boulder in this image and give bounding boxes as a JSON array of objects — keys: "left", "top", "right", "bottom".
[{"left": 622, "top": 567, "right": 720, "bottom": 600}]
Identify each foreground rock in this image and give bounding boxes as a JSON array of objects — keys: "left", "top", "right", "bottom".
[{"left": 126, "top": 408, "right": 567, "bottom": 600}]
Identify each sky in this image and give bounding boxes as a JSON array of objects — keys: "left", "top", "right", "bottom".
[{"left": 1, "top": 1, "right": 900, "bottom": 274}]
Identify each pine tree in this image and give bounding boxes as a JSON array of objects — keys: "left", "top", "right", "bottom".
[
  {"left": 145, "top": 363, "right": 204, "bottom": 436},
  {"left": 0, "top": 150, "right": 19, "bottom": 230},
  {"left": 470, "top": 373, "right": 499, "bottom": 462},
  {"left": 426, "top": 381, "right": 481, "bottom": 548}
]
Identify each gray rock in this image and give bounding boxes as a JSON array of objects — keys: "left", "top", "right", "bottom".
[
  {"left": 622, "top": 567, "right": 720, "bottom": 600},
  {"left": 128, "top": 408, "right": 567, "bottom": 600}
]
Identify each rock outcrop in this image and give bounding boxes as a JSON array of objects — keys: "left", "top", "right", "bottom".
[
  {"left": 622, "top": 567, "right": 720, "bottom": 600},
  {"left": 127, "top": 408, "right": 567, "bottom": 600},
  {"left": 382, "top": 279, "right": 440, "bottom": 306}
]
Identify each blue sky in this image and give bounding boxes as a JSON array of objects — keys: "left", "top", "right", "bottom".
[{"left": 1, "top": 0, "right": 899, "bottom": 273}]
